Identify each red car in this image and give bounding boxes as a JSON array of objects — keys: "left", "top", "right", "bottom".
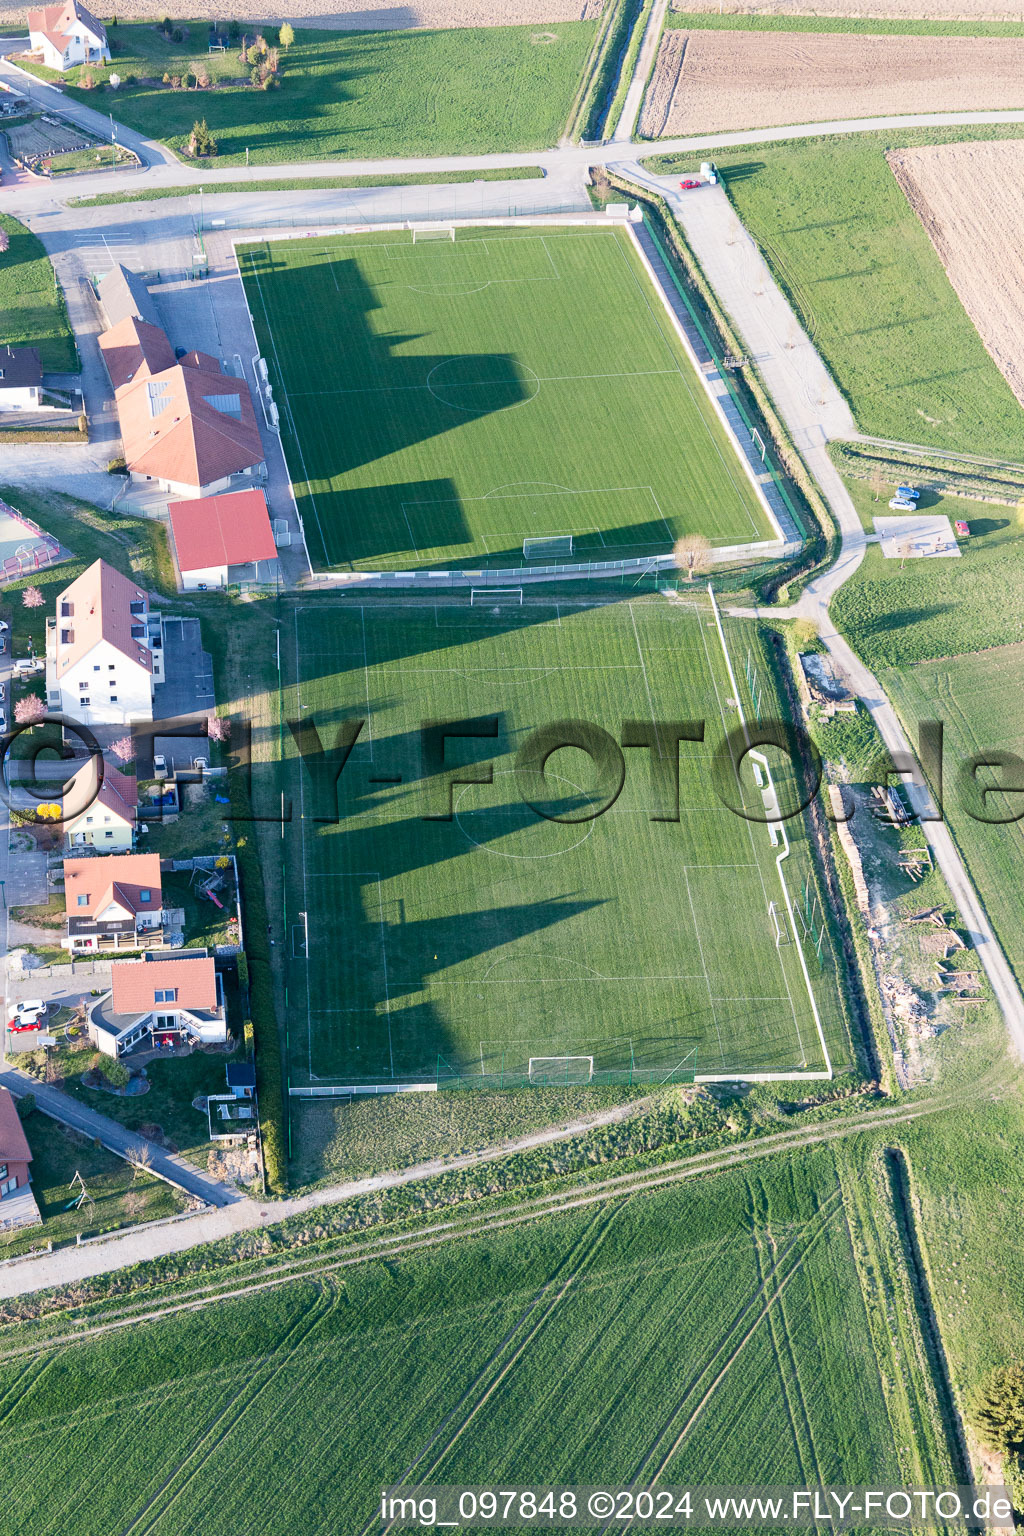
[
  {"left": 679, "top": 178, "right": 703, "bottom": 190},
  {"left": 954, "top": 520, "right": 971, "bottom": 537}
]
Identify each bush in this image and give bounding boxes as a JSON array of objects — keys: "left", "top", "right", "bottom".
[
  {"left": 969, "top": 1365, "right": 1024, "bottom": 1456},
  {"left": 106, "top": 454, "right": 126, "bottom": 473},
  {"left": 94, "top": 1053, "right": 130, "bottom": 1088},
  {"left": 16, "top": 1092, "right": 36, "bottom": 1120},
  {"left": 171, "top": 27, "right": 183, "bottom": 42},
  {"left": 77, "top": 412, "right": 87, "bottom": 434}
]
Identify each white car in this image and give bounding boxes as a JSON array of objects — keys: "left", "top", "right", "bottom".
[
  {"left": 9, "top": 999, "right": 46, "bottom": 1031},
  {"left": 889, "top": 496, "right": 918, "bottom": 511}
]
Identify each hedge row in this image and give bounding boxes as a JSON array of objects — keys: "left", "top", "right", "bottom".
[{"left": 226, "top": 763, "right": 286, "bottom": 1192}]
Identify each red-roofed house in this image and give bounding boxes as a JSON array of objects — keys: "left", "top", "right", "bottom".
[
  {"left": 88, "top": 952, "right": 226, "bottom": 1057},
  {"left": 99, "top": 318, "right": 264, "bottom": 499},
  {"left": 63, "top": 760, "right": 137, "bottom": 850},
  {"left": 27, "top": 0, "right": 109, "bottom": 70},
  {"left": 0, "top": 1087, "right": 39, "bottom": 1233},
  {"left": 61, "top": 851, "right": 163, "bottom": 953},
  {"left": 45, "top": 558, "right": 163, "bottom": 725},
  {"left": 168, "top": 488, "right": 278, "bottom": 590}
]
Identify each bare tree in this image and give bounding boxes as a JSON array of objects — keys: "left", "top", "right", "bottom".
[
  {"left": 0, "top": 231, "right": 9, "bottom": 256},
  {"left": 109, "top": 735, "right": 134, "bottom": 763},
  {"left": 207, "top": 714, "right": 230, "bottom": 742},
  {"left": 673, "top": 533, "right": 712, "bottom": 582},
  {"left": 21, "top": 585, "right": 43, "bottom": 608},
  {"left": 869, "top": 464, "right": 887, "bottom": 503}
]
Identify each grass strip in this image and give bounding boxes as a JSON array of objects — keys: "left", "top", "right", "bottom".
[{"left": 68, "top": 166, "right": 545, "bottom": 208}]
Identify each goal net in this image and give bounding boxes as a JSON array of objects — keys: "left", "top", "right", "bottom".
[
  {"left": 528, "top": 1055, "right": 594, "bottom": 1085},
  {"left": 412, "top": 225, "right": 456, "bottom": 242},
  {"left": 471, "top": 587, "right": 523, "bottom": 605},
  {"left": 523, "top": 535, "right": 573, "bottom": 560}
]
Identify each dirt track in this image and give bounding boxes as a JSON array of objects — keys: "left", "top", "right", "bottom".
[
  {"left": 890, "top": 139, "right": 1024, "bottom": 409},
  {"left": 640, "top": 28, "right": 1024, "bottom": 137},
  {"left": 0, "top": 0, "right": 603, "bottom": 27},
  {"left": 673, "top": 0, "right": 1024, "bottom": 16}
]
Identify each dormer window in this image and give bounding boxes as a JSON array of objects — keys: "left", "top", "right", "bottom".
[
  {"left": 154, "top": 988, "right": 177, "bottom": 1003},
  {"left": 140, "top": 889, "right": 151, "bottom": 902},
  {"left": 130, "top": 601, "right": 145, "bottom": 615}
]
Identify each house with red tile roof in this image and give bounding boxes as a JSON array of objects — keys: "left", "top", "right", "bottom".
[
  {"left": 27, "top": 0, "right": 109, "bottom": 70},
  {"left": 61, "top": 851, "right": 163, "bottom": 954},
  {"left": 98, "top": 316, "right": 264, "bottom": 499},
  {"left": 62, "top": 760, "right": 137, "bottom": 851},
  {"left": 45, "top": 558, "right": 163, "bottom": 726},
  {"left": 88, "top": 952, "right": 226, "bottom": 1057},
  {"left": 168, "top": 488, "right": 278, "bottom": 590},
  {"left": 0, "top": 1086, "right": 39, "bottom": 1232}
]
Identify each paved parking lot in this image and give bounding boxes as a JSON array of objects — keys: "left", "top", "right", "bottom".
[{"left": 154, "top": 617, "right": 215, "bottom": 720}]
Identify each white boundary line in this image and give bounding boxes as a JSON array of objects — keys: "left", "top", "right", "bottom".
[{"left": 703, "top": 585, "right": 833, "bottom": 1084}]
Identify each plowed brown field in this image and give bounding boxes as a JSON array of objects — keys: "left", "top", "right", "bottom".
[
  {"left": 674, "top": 0, "right": 1024, "bottom": 16},
  {"left": 640, "top": 28, "right": 1024, "bottom": 136},
  {"left": 890, "top": 139, "right": 1024, "bottom": 409},
  {"left": 4, "top": 0, "right": 602, "bottom": 26}
]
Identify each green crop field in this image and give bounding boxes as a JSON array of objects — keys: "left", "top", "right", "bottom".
[
  {"left": 0, "top": 1146, "right": 958, "bottom": 1536},
  {"left": 280, "top": 596, "right": 851, "bottom": 1088},
  {"left": 240, "top": 225, "right": 773, "bottom": 572},
  {"left": 881, "top": 646, "right": 1024, "bottom": 995},
  {"left": 647, "top": 130, "right": 1024, "bottom": 458},
  {"left": 52, "top": 20, "right": 595, "bottom": 166}
]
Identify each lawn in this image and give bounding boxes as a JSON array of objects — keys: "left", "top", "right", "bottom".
[
  {"left": 240, "top": 225, "right": 773, "bottom": 571},
  {"left": 0, "top": 1107, "right": 182, "bottom": 1258},
  {"left": 0, "top": 213, "right": 76, "bottom": 371},
  {"left": 55, "top": 20, "right": 596, "bottom": 165},
  {"left": 282, "top": 597, "right": 851, "bottom": 1087},
  {"left": 0, "top": 1144, "right": 957, "bottom": 1535},
  {"left": 646, "top": 129, "right": 1024, "bottom": 458}
]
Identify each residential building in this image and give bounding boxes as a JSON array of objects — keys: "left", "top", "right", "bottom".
[
  {"left": 26, "top": 0, "right": 109, "bottom": 70},
  {"left": 0, "top": 1087, "right": 40, "bottom": 1232},
  {"left": 45, "top": 558, "right": 163, "bottom": 726},
  {"left": 0, "top": 346, "right": 42, "bottom": 412},
  {"left": 62, "top": 851, "right": 163, "bottom": 953},
  {"left": 168, "top": 488, "right": 278, "bottom": 590},
  {"left": 88, "top": 952, "right": 227, "bottom": 1057},
  {"left": 63, "top": 760, "right": 137, "bottom": 850},
  {"left": 98, "top": 316, "right": 263, "bottom": 499}
]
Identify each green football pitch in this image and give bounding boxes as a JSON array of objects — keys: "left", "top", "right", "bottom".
[
  {"left": 282, "top": 597, "right": 850, "bottom": 1087},
  {"left": 239, "top": 225, "right": 774, "bottom": 572}
]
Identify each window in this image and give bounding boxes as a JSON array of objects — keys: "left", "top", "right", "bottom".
[
  {"left": 108, "top": 664, "right": 115, "bottom": 670},
  {"left": 131, "top": 626, "right": 145, "bottom": 639},
  {"left": 140, "top": 889, "right": 151, "bottom": 902},
  {"left": 79, "top": 681, "right": 88, "bottom": 690},
  {"left": 154, "top": 988, "right": 177, "bottom": 1004},
  {"left": 93, "top": 665, "right": 100, "bottom": 672},
  {"left": 76, "top": 893, "right": 88, "bottom": 907},
  {"left": 130, "top": 601, "right": 145, "bottom": 615},
  {"left": 80, "top": 698, "right": 89, "bottom": 706},
  {"left": 104, "top": 831, "right": 113, "bottom": 839},
  {"left": 110, "top": 695, "right": 118, "bottom": 703},
  {"left": 60, "top": 601, "right": 72, "bottom": 617},
  {"left": 60, "top": 629, "right": 72, "bottom": 644},
  {"left": 85, "top": 816, "right": 93, "bottom": 824},
  {"left": 0, "top": 1164, "right": 7, "bottom": 1181}
]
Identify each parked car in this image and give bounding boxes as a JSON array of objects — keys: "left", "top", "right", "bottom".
[
  {"left": 153, "top": 753, "right": 167, "bottom": 777},
  {"left": 0, "top": 708, "right": 8, "bottom": 731},
  {"left": 0, "top": 620, "right": 10, "bottom": 634},
  {"left": 896, "top": 485, "right": 920, "bottom": 501},
  {"left": 889, "top": 497, "right": 918, "bottom": 511},
  {"left": 9, "top": 999, "right": 47, "bottom": 1031},
  {"left": 679, "top": 178, "right": 703, "bottom": 190},
  {"left": 955, "top": 520, "right": 971, "bottom": 537}
]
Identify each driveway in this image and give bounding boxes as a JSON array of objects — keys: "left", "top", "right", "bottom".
[
  {"left": 154, "top": 616, "right": 215, "bottom": 720},
  {"left": 0, "top": 1062, "right": 243, "bottom": 1206}
]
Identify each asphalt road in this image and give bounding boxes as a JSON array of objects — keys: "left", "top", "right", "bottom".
[{"left": 0, "top": 1064, "right": 243, "bottom": 1206}]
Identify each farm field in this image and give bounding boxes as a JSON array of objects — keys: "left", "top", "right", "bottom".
[
  {"left": 65, "top": 0, "right": 602, "bottom": 26},
  {"left": 282, "top": 596, "right": 851, "bottom": 1088},
  {"left": 53, "top": 21, "right": 596, "bottom": 165},
  {"left": 0, "top": 1146, "right": 958, "bottom": 1536},
  {"left": 889, "top": 140, "right": 1024, "bottom": 410},
  {"left": 881, "top": 646, "right": 1024, "bottom": 997},
  {"left": 646, "top": 130, "right": 1024, "bottom": 458},
  {"left": 639, "top": 29, "right": 1024, "bottom": 140},
  {"left": 241, "top": 225, "right": 772, "bottom": 571}
]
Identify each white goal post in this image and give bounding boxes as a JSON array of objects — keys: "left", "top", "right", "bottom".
[
  {"left": 528, "top": 1055, "right": 594, "bottom": 1084},
  {"left": 471, "top": 587, "right": 523, "bottom": 605},
  {"left": 523, "top": 535, "right": 573, "bottom": 560},
  {"left": 412, "top": 224, "right": 456, "bottom": 242}
]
